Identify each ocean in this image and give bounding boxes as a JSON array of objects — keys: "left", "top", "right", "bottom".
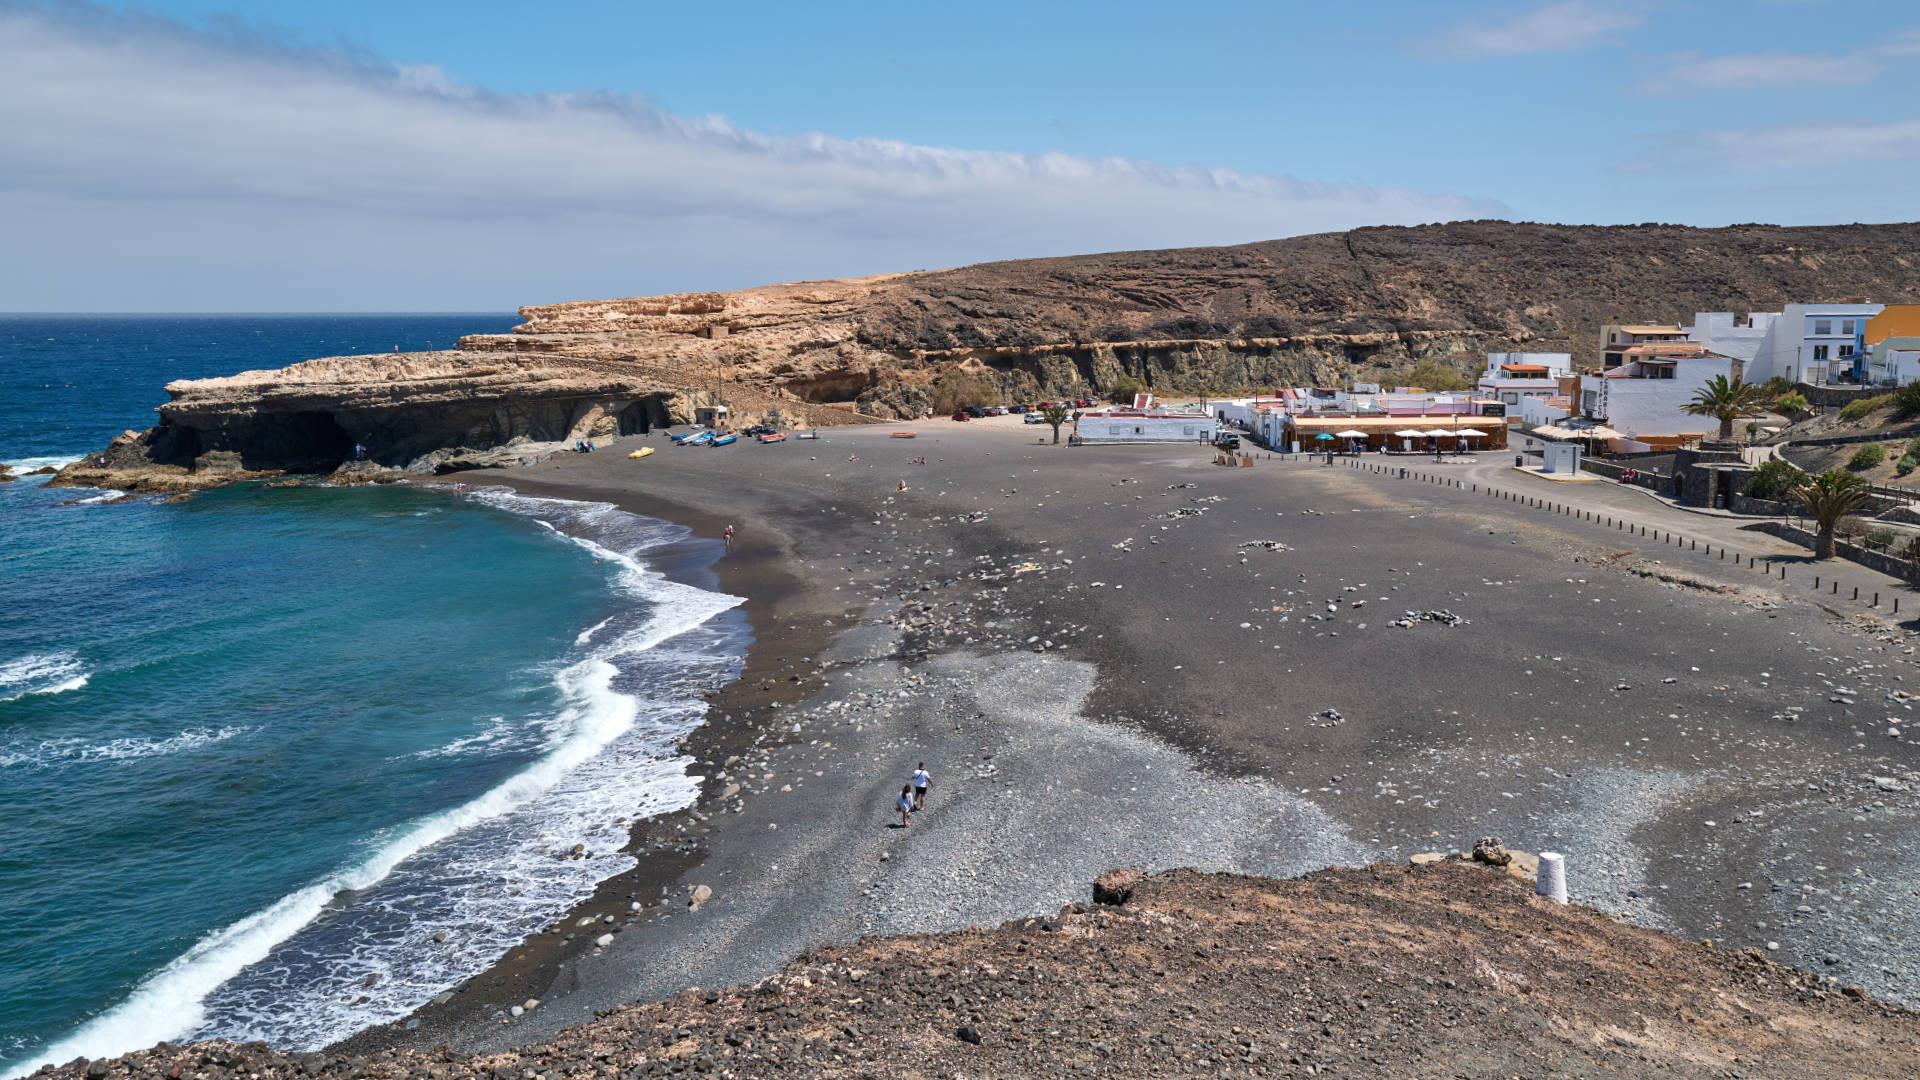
[{"left": 0, "top": 316, "right": 745, "bottom": 1076}]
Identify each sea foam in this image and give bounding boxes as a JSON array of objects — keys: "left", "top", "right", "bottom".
[
  {"left": 0, "top": 726, "right": 249, "bottom": 770},
  {"left": 5, "top": 490, "right": 744, "bottom": 1076},
  {"left": 0, "top": 651, "right": 91, "bottom": 703}
]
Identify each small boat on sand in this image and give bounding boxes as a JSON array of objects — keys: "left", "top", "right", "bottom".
[
  {"left": 670, "top": 429, "right": 708, "bottom": 444},
  {"left": 889, "top": 431, "right": 917, "bottom": 439},
  {"left": 795, "top": 431, "right": 821, "bottom": 440},
  {"left": 710, "top": 433, "right": 739, "bottom": 446},
  {"left": 677, "top": 431, "right": 714, "bottom": 446},
  {"left": 758, "top": 432, "right": 787, "bottom": 444},
  {"left": 627, "top": 447, "right": 654, "bottom": 459}
]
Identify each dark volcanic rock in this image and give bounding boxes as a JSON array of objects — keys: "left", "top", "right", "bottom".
[{"left": 1092, "top": 866, "right": 1144, "bottom": 906}]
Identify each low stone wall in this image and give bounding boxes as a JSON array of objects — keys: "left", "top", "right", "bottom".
[
  {"left": 1794, "top": 382, "right": 1881, "bottom": 408},
  {"left": 1580, "top": 457, "right": 1675, "bottom": 495},
  {"left": 1746, "top": 520, "right": 1920, "bottom": 584},
  {"left": 1600, "top": 449, "right": 1684, "bottom": 461},
  {"left": 1595, "top": 451, "right": 1679, "bottom": 472},
  {"left": 1778, "top": 430, "right": 1918, "bottom": 449}
]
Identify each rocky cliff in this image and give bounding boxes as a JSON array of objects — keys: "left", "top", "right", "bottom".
[
  {"left": 56, "top": 220, "right": 1920, "bottom": 489},
  {"left": 26, "top": 865, "right": 1920, "bottom": 1079},
  {"left": 452, "top": 219, "right": 1920, "bottom": 418}
]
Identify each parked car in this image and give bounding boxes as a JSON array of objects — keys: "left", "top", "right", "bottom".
[
  {"left": 742, "top": 423, "right": 776, "bottom": 437},
  {"left": 1074, "top": 398, "right": 1096, "bottom": 408},
  {"left": 965, "top": 406, "right": 987, "bottom": 418},
  {"left": 1214, "top": 432, "right": 1240, "bottom": 449},
  {"left": 1008, "top": 404, "right": 1027, "bottom": 414},
  {"left": 1023, "top": 412, "right": 1045, "bottom": 424},
  {"left": 951, "top": 411, "right": 971, "bottom": 421}
]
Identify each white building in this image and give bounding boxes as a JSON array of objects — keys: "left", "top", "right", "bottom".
[
  {"left": 1745, "top": 303, "right": 1884, "bottom": 385},
  {"left": 1683, "top": 311, "right": 1779, "bottom": 364},
  {"left": 1516, "top": 394, "right": 1571, "bottom": 427},
  {"left": 1477, "top": 352, "right": 1572, "bottom": 407},
  {"left": 1577, "top": 347, "right": 1738, "bottom": 442},
  {"left": 1075, "top": 408, "right": 1214, "bottom": 444},
  {"left": 1205, "top": 397, "right": 1284, "bottom": 429},
  {"left": 1881, "top": 345, "right": 1920, "bottom": 386}
]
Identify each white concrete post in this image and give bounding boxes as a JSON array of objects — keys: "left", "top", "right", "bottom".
[{"left": 1537, "top": 851, "right": 1568, "bottom": 903}]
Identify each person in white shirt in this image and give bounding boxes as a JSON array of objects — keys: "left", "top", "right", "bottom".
[
  {"left": 896, "top": 784, "right": 914, "bottom": 828},
  {"left": 910, "top": 763, "right": 931, "bottom": 811}
]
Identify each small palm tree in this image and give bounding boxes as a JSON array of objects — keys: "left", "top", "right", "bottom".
[
  {"left": 1683, "top": 375, "right": 1766, "bottom": 438},
  {"left": 1793, "top": 470, "right": 1874, "bottom": 558},
  {"left": 1041, "top": 403, "right": 1071, "bottom": 445}
]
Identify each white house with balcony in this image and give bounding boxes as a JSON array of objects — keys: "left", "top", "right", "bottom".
[
  {"left": 1476, "top": 352, "right": 1571, "bottom": 407},
  {"left": 1746, "top": 303, "right": 1883, "bottom": 385}
]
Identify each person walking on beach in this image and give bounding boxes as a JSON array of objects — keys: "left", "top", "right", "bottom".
[
  {"left": 896, "top": 784, "right": 915, "bottom": 828},
  {"left": 911, "top": 762, "right": 931, "bottom": 810},
  {"left": 723, "top": 524, "right": 735, "bottom": 554}
]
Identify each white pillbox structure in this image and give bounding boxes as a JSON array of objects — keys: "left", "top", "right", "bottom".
[{"left": 1536, "top": 851, "right": 1568, "bottom": 903}]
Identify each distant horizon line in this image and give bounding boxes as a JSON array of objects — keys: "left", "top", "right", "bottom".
[{"left": 0, "top": 311, "right": 520, "bottom": 317}]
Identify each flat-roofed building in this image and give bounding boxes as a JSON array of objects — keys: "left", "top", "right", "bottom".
[
  {"left": 1746, "top": 302, "right": 1884, "bottom": 385},
  {"left": 1478, "top": 352, "right": 1572, "bottom": 407},
  {"left": 1073, "top": 408, "right": 1213, "bottom": 444},
  {"left": 1600, "top": 325, "right": 1688, "bottom": 369}
]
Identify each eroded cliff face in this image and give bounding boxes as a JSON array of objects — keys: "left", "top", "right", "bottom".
[
  {"left": 56, "top": 221, "right": 1920, "bottom": 489},
  {"left": 52, "top": 352, "right": 702, "bottom": 491}
]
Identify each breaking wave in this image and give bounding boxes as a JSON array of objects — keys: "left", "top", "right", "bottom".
[{"left": 7, "top": 489, "right": 744, "bottom": 1075}]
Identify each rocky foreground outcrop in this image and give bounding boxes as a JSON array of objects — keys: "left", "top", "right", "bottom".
[
  {"left": 56, "top": 221, "right": 1920, "bottom": 490},
  {"left": 32, "top": 865, "right": 1920, "bottom": 1080}
]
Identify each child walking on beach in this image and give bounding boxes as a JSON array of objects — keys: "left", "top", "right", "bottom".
[
  {"left": 911, "top": 762, "right": 931, "bottom": 810},
  {"left": 896, "top": 784, "right": 914, "bottom": 828}
]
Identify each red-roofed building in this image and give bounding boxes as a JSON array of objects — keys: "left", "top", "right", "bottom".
[{"left": 1477, "top": 352, "right": 1572, "bottom": 407}]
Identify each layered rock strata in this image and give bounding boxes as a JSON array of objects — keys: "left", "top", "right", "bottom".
[{"left": 56, "top": 221, "right": 1920, "bottom": 490}]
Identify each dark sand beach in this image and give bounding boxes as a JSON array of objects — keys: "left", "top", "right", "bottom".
[{"left": 350, "top": 414, "right": 1920, "bottom": 1055}]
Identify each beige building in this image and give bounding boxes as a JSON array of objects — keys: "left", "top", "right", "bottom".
[{"left": 1599, "top": 324, "right": 1689, "bottom": 369}]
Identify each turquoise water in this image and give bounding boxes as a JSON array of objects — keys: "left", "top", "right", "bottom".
[{"left": 0, "top": 318, "right": 743, "bottom": 1075}]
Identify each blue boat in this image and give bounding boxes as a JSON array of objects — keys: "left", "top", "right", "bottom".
[
  {"left": 710, "top": 433, "right": 739, "bottom": 446},
  {"left": 679, "top": 431, "right": 715, "bottom": 446}
]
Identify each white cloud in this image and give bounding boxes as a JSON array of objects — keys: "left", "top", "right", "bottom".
[
  {"left": 1630, "top": 117, "right": 1920, "bottom": 171},
  {"left": 1431, "top": 2, "right": 1641, "bottom": 59},
  {"left": 1644, "top": 49, "right": 1873, "bottom": 91},
  {"left": 1873, "top": 28, "right": 1920, "bottom": 57},
  {"left": 0, "top": 4, "right": 1498, "bottom": 310}
]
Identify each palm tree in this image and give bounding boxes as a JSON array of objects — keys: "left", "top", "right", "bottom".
[
  {"left": 1682, "top": 375, "right": 1767, "bottom": 438},
  {"left": 1041, "top": 403, "right": 1072, "bottom": 445},
  {"left": 1793, "top": 470, "right": 1873, "bottom": 558}
]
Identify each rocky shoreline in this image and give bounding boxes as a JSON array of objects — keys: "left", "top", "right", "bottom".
[{"left": 28, "top": 405, "right": 1920, "bottom": 1077}]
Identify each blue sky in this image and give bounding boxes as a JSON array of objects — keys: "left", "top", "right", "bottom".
[{"left": 3, "top": 0, "right": 1917, "bottom": 310}]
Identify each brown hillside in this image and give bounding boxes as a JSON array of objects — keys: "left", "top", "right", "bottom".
[
  {"left": 463, "top": 221, "right": 1920, "bottom": 419},
  {"left": 858, "top": 221, "right": 1920, "bottom": 353}
]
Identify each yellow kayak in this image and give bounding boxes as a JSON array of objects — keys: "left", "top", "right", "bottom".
[{"left": 628, "top": 447, "right": 655, "bottom": 459}]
